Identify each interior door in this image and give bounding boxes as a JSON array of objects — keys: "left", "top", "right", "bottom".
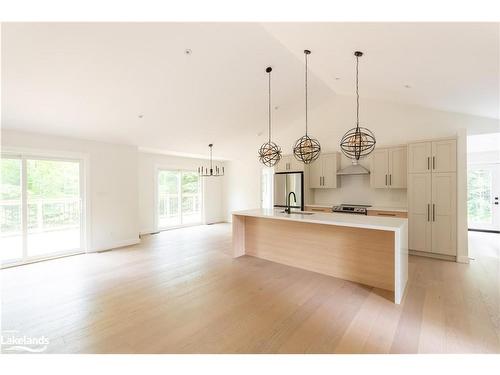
[
  {"left": 408, "top": 142, "right": 431, "bottom": 174},
  {"left": 431, "top": 172, "right": 457, "bottom": 255},
  {"left": 370, "top": 149, "right": 388, "bottom": 188},
  {"left": 468, "top": 164, "right": 500, "bottom": 231},
  {"left": 408, "top": 173, "right": 432, "bottom": 253},
  {"left": 388, "top": 147, "right": 407, "bottom": 188}
]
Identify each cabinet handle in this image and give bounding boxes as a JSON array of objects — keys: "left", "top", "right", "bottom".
[
  {"left": 319, "top": 176, "right": 322, "bottom": 186},
  {"left": 322, "top": 176, "right": 325, "bottom": 186},
  {"left": 389, "top": 174, "right": 392, "bottom": 185},
  {"left": 385, "top": 174, "right": 388, "bottom": 185},
  {"left": 432, "top": 156, "right": 435, "bottom": 170},
  {"left": 377, "top": 213, "right": 396, "bottom": 217},
  {"left": 432, "top": 204, "right": 435, "bottom": 221},
  {"left": 427, "top": 157, "right": 430, "bottom": 170},
  {"left": 427, "top": 204, "right": 430, "bottom": 221}
]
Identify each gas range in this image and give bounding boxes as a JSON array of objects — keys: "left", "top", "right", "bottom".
[{"left": 332, "top": 204, "right": 371, "bottom": 215}]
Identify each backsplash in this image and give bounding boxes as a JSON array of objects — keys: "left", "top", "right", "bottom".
[{"left": 312, "top": 174, "right": 407, "bottom": 207}]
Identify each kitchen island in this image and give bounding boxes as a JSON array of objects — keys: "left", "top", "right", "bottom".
[{"left": 232, "top": 208, "right": 408, "bottom": 304}]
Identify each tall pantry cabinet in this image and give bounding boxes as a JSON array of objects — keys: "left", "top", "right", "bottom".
[{"left": 408, "top": 139, "right": 457, "bottom": 257}]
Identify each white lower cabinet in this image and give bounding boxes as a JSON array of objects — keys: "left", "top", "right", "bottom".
[
  {"left": 408, "top": 173, "right": 432, "bottom": 253},
  {"left": 431, "top": 172, "right": 457, "bottom": 256},
  {"left": 408, "top": 171, "right": 456, "bottom": 256}
]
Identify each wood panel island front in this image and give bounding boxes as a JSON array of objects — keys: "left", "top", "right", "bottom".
[{"left": 232, "top": 209, "right": 408, "bottom": 304}]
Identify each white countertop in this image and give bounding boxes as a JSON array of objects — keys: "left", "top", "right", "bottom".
[
  {"left": 233, "top": 208, "right": 407, "bottom": 232},
  {"left": 306, "top": 204, "right": 407, "bottom": 212}
]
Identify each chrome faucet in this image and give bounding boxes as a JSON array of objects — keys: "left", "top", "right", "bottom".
[{"left": 284, "top": 191, "right": 297, "bottom": 214}]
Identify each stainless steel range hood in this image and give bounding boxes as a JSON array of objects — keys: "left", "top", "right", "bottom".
[{"left": 336, "top": 160, "right": 370, "bottom": 175}]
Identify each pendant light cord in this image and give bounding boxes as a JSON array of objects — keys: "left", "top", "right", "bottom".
[
  {"left": 268, "top": 69, "right": 271, "bottom": 143},
  {"left": 356, "top": 54, "right": 360, "bottom": 128},
  {"left": 305, "top": 51, "right": 308, "bottom": 135}
]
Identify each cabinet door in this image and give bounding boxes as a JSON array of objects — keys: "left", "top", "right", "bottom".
[
  {"left": 408, "top": 142, "right": 431, "bottom": 174},
  {"left": 432, "top": 140, "right": 456, "bottom": 173},
  {"left": 322, "top": 154, "right": 338, "bottom": 188},
  {"left": 309, "top": 158, "right": 322, "bottom": 188},
  {"left": 431, "top": 172, "right": 457, "bottom": 256},
  {"left": 289, "top": 156, "right": 304, "bottom": 172},
  {"left": 370, "top": 149, "right": 389, "bottom": 188},
  {"left": 408, "top": 173, "right": 432, "bottom": 253},
  {"left": 275, "top": 155, "right": 290, "bottom": 172},
  {"left": 388, "top": 147, "right": 407, "bottom": 188}
]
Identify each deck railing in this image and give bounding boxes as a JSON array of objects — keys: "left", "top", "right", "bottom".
[{"left": 0, "top": 197, "right": 81, "bottom": 235}]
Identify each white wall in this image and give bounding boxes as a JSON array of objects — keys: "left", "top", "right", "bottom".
[
  {"left": 1, "top": 129, "right": 140, "bottom": 252},
  {"left": 138, "top": 151, "right": 224, "bottom": 234},
  {"left": 222, "top": 155, "right": 262, "bottom": 222}
]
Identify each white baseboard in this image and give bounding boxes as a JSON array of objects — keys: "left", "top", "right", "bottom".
[
  {"left": 456, "top": 255, "right": 470, "bottom": 264},
  {"left": 88, "top": 237, "right": 140, "bottom": 253}
]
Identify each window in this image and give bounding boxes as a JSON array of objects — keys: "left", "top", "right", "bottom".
[
  {"left": 1, "top": 155, "right": 83, "bottom": 266},
  {"left": 157, "top": 170, "right": 201, "bottom": 229}
]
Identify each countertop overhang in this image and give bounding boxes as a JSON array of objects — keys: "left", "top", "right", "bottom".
[{"left": 233, "top": 208, "right": 407, "bottom": 232}]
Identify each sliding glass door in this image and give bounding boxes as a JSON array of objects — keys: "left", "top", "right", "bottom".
[
  {"left": 157, "top": 170, "right": 201, "bottom": 229},
  {"left": 1, "top": 155, "right": 83, "bottom": 266}
]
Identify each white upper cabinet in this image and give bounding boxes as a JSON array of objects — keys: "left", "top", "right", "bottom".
[
  {"left": 370, "top": 149, "right": 389, "bottom": 188},
  {"left": 408, "top": 142, "right": 432, "bottom": 173},
  {"left": 309, "top": 153, "right": 340, "bottom": 189},
  {"left": 370, "top": 146, "right": 407, "bottom": 189},
  {"left": 408, "top": 139, "right": 456, "bottom": 174},
  {"left": 389, "top": 147, "right": 407, "bottom": 188},
  {"left": 275, "top": 155, "right": 304, "bottom": 173},
  {"left": 432, "top": 140, "right": 456, "bottom": 173}
]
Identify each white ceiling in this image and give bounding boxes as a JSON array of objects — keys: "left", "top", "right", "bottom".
[{"left": 2, "top": 22, "right": 499, "bottom": 159}]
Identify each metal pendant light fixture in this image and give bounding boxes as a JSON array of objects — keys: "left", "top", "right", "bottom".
[
  {"left": 340, "top": 51, "right": 376, "bottom": 161},
  {"left": 293, "top": 49, "right": 321, "bottom": 164},
  {"left": 198, "top": 144, "right": 224, "bottom": 177},
  {"left": 258, "top": 67, "right": 282, "bottom": 167}
]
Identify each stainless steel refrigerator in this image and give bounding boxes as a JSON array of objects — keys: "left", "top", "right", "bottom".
[{"left": 274, "top": 171, "right": 304, "bottom": 211}]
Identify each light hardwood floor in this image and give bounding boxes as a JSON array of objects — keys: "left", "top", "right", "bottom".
[{"left": 1, "top": 224, "right": 499, "bottom": 354}]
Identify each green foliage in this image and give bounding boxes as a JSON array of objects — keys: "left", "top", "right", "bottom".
[{"left": 467, "top": 169, "right": 492, "bottom": 223}]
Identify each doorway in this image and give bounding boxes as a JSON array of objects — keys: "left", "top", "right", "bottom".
[
  {"left": 156, "top": 169, "right": 202, "bottom": 230},
  {"left": 467, "top": 133, "right": 500, "bottom": 232},
  {"left": 1, "top": 154, "right": 84, "bottom": 266}
]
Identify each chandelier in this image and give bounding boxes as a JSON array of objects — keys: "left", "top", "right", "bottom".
[
  {"left": 340, "top": 51, "right": 376, "bottom": 160},
  {"left": 258, "top": 67, "right": 282, "bottom": 167},
  {"left": 198, "top": 144, "right": 224, "bottom": 177}
]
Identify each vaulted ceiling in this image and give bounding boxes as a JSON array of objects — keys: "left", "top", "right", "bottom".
[{"left": 2, "top": 22, "right": 498, "bottom": 159}]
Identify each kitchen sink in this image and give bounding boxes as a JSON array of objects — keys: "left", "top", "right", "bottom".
[{"left": 280, "top": 210, "right": 315, "bottom": 215}]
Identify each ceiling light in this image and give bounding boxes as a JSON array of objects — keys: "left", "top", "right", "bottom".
[
  {"left": 185, "top": 49, "right": 192, "bottom": 55},
  {"left": 292, "top": 50, "right": 321, "bottom": 165},
  {"left": 340, "top": 51, "right": 376, "bottom": 161},
  {"left": 198, "top": 144, "right": 224, "bottom": 177}
]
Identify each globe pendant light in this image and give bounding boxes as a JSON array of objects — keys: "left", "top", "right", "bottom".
[
  {"left": 293, "top": 50, "right": 321, "bottom": 165},
  {"left": 198, "top": 144, "right": 224, "bottom": 177},
  {"left": 340, "top": 51, "right": 376, "bottom": 161},
  {"left": 258, "top": 67, "right": 282, "bottom": 167}
]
